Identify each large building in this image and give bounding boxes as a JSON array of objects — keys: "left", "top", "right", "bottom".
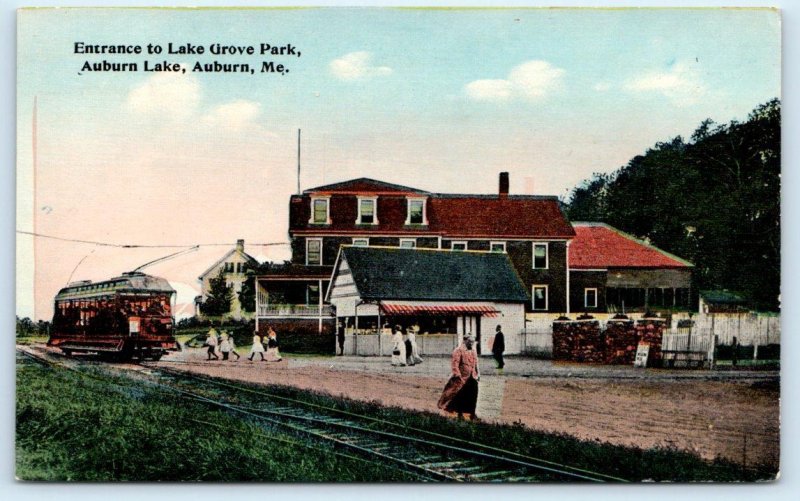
[
  {"left": 326, "top": 246, "right": 530, "bottom": 355},
  {"left": 255, "top": 173, "right": 576, "bottom": 336}
]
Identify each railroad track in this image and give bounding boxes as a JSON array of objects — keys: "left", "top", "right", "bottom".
[{"left": 18, "top": 347, "right": 627, "bottom": 483}]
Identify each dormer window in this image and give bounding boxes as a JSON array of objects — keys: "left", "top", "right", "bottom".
[
  {"left": 310, "top": 196, "right": 331, "bottom": 225},
  {"left": 356, "top": 197, "right": 378, "bottom": 225},
  {"left": 406, "top": 197, "right": 428, "bottom": 225}
]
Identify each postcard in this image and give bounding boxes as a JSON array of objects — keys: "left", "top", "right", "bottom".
[{"left": 15, "top": 6, "right": 781, "bottom": 483}]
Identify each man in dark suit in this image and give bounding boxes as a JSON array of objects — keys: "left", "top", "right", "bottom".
[{"left": 492, "top": 324, "right": 505, "bottom": 371}]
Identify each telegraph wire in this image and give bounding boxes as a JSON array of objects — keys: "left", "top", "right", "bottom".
[{"left": 16, "top": 230, "right": 290, "bottom": 248}]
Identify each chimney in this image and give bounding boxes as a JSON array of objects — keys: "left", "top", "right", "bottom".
[
  {"left": 236, "top": 239, "right": 245, "bottom": 252},
  {"left": 499, "top": 172, "right": 509, "bottom": 198}
]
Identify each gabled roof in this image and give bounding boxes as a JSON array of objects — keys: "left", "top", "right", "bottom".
[
  {"left": 198, "top": 247, "right": 259, "bottom": 280},
  {"left": 332, "top": 246, "right": 529, "bottom": 303},
  {"left": 304, "top": 177, "right": 429, "bottom": 195},
  {"left": 569, "top": 222, "right": 693, "bottom": 269}
]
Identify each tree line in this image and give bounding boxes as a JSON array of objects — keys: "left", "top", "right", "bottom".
[{"left": 565, "top": 99, "right": 780, "bottom": 311}]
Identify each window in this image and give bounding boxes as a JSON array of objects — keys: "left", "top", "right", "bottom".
[
  {"left": 585, "top": 288, "right": 598, "bottom": 308},
  {"left": 352, "top": 238, "right": 369, "bottom": 247},
  {"left": 406, "top": 198, "right": 427, "bottom": 225},
  {"left": 532, "top": 242, "right": 549, "bottom": 269},
  {"left": 532, "top": 285, "right": 548, "bottom": 310},
  {"left": 357, "top": 197, "right": 378, "bottom": 224},
  {"left": 310, "top": 197, "right": 330, "bottom": 224},
  {"left": 490, "top": 241, "right": 506, "bottom": 253},
  {"left": 306, "top": 238, "right": 322, "bottom": 265},
  {"left": 399, "top": 238, "right": 416, "bottom": 249},
  {"left": 451, "top": 241, "right": 467, "bottom": 251}
]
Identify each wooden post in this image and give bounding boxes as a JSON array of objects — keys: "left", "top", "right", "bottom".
[
  {"left": 318, "top": 279, "right": 323, "bottom": 334},
  {"left": 377, "top": 302, "right": 382, "bottom": 357}
]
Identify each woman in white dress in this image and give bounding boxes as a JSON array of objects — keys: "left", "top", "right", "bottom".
[
  {"left": 248, "top": 331, "right": 266, "bottom": 361},
  {"left": 391, "top": 325, "right": 406, "bottom": 366},
  {"left": 219, "top": 332, "right": 231, "bottom": 361},
  {"left": 406, "top": 327, "right": 423, "bottom": 365},
  {"left": 266, "top": 327, "right": 283, "bottom": 362}
]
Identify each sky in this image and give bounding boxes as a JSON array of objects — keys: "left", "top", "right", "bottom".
[{"left": 16, "top": 7, "right": 781, "bottom": 321}]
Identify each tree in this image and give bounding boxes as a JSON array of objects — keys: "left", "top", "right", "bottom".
[
  {"left": 238, "top": 271, "right": 256, "bottom": 313},
  {"left": 200, "top": 269, "right": 234, "bottom": 317},
  {"left": 16, "top": 316, "right": 35, "bottom": 337},
  {"left": 565, "top": 99, "right": 781, "bottom": 311}
]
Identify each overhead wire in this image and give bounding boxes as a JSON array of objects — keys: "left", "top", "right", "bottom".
[{"left": 16, "top": 230, "right": 290, "bottom": 248}]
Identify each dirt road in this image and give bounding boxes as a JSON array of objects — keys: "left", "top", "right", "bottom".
[{"left": 155, "top": 349, "right": 779, "bottom": 468}]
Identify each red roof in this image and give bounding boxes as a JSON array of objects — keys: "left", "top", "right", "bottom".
[
  {"left": 569, "top": 223, "right": 692, "bottom": 269},
  {"left": 429, "top": 196, "right": 575, "bottom": 238},
  {"left": 290, "top": 193, "right": 575, "bottom": 239}
]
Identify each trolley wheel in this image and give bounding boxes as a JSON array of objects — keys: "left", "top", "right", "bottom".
[{"left": 62, "top": 349, "right": 73, "bottom": 357}]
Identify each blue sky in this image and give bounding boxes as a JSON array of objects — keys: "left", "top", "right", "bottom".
[{"left": 16, "top": 7, "right": 781, "bottom": 319}]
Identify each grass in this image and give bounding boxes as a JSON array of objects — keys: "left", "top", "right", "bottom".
[
  {"left": 15, "top": 360, "right": 417, "bottom": 482},
  {"left": 16, "top": 356, "right": 778, "bottom": 482},
  {"left": 15, "top": 336, "right": 48, "bottom": 345}
]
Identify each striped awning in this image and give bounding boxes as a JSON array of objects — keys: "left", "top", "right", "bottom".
[{"left": 380, "top": 304, "right": 500, "bottom": 317}]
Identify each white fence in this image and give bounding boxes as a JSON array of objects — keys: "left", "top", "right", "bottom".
[
  {"left": 341, "top": 332, "right": 460, "bottom": 357},
  {"left": 670, "top": 312, "right": 780, "bottom": 346},
  {"left": 526, "top": 312, "right": 780, "bottom": 347},
  {"left": 518, "top": 330, "right": 553, "bottom": 356}
]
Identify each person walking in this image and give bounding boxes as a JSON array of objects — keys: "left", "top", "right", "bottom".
[
  {"left": 248, "top": 330, "right": 266, "bottom": 361},
  {"left": 406, "top": 326, "right": 423, "bottom": 366},
  {"left": 492, "top": 324, "right": 505, "bottom": 371},
  {"left": 266, "top": 327, "right": 283, "bottom": 362},
  {"left": 219, "top": 331, "right": 231, "bottom": 361},
  {"left": 390, "top": 325, "right": 406, "bottom": 366},
  {"left": 227, "top": 331, "right": 241, "bottom": 360},
  {"left": 205, "top": 327, "right": 219, "bottom": 361},
  {"left": 337, "top": 322, "right": 346, "bottom": 356},
  {"left": 437, "top": 334, "right": 480, "bottom": 420}
]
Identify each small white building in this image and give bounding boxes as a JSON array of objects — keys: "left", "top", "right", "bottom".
[
  {"left": 198, "top": 239, "right": 259, "bottom": 319},
  {"left": 326, "top": 246, "right": 529, "bottom": 355}
]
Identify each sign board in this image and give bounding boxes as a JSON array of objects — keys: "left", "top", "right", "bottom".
[
  {"left": 129, "top": 319, "right": 140, "bottom": 335},
  {"left": 634, "top": 343, "right": 650, "bottom": 368}
]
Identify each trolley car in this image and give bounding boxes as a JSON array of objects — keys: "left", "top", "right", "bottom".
[{"left": 48, "top": 271, "right": 178, "bottom": 360}]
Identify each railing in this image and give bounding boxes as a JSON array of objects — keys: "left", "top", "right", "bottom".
[{"left": 257, "top": 304, "right": 334, "bottom": 317}]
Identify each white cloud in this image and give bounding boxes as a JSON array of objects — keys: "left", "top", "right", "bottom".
[
  {"left": 464, "top": 79, "right": 513, "bottom": 101},
  {"left": 593, "top": 82, "right": 612, "bottom": 92},
  {"left": 465, "top": 60, "right": 565, "bottom": 102},
  {"left": 125, "top": 68, "right": 201, "bottom": 120},
  {"left": 201, "top": 99, "right": 266, "bottom": 133},
  {"left": 330, "top": 51, "right": 393, "bottom": 81},
  {"left": 624, "top": 61, "right": 707, "bottom": 106},
  {"left": 125, "top": 72, "right": 270, "bottom": 135}
]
